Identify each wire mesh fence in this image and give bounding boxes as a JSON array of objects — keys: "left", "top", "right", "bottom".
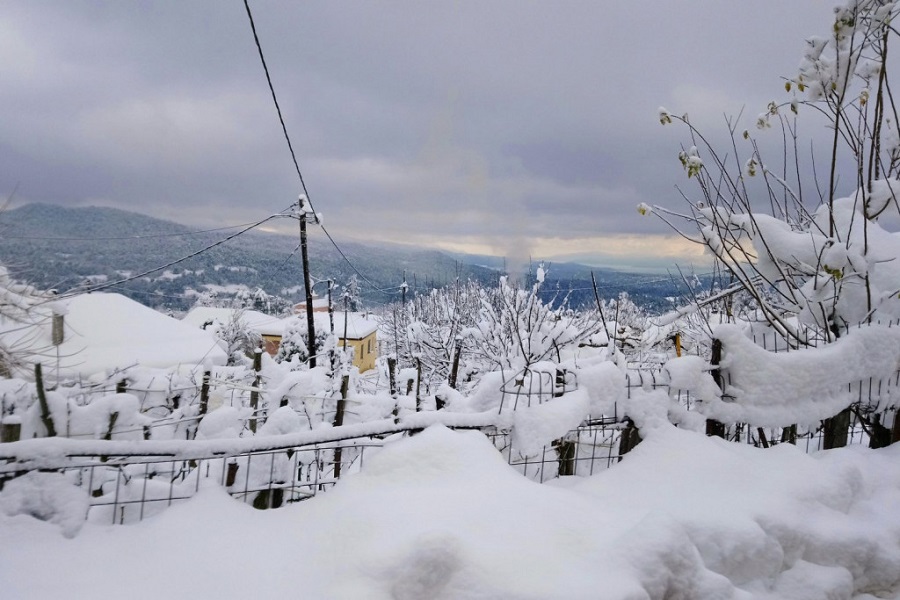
[
  {"left": 3, "top": 320, "right": 899, "bottom": 525},
  {"left": 1, "top": 438, "right": 383, "bottom": 525}
]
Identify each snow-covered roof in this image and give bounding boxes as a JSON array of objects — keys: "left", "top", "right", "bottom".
[
  {"left": 182, "top": 307, "right": 287, "bottom": 337},
  {"left": 294, "top": 297, "right": 330, "bottom": 310},
  {"left": 2, "top": 293, "right": 227, "bottom": 379},
  {"left": 314, "top": 311, "right": 378, "bottom": 340},
  {"left": 182, "top": 308, "right": 377, "bottom": 341}
]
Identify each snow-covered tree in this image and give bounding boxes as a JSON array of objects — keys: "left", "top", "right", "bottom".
[
  {"left": 650, "top": 0, "right": 900, "bottom": 343},
  {"left": 0, "top": 264, "right": 55, "bottom": 378},
  {"left": 204, "top": 309, "right": 262, "bottom": 366},
  {"left": 275, "top": 316, "right": 329, "bottom": 365},
  {"left": 462, "top": 276, "right": 602, "bottom": 374},
  {"left": 648, "top": 0, "right": 900, "bottom": 447}
]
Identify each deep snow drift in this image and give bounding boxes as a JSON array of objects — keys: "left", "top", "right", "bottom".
[{"left": 2, "top": 423, "right": 899, "bottom": 600}]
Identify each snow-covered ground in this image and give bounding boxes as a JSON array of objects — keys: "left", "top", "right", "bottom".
[{"left": 2, "top": 422, "right": 899, "bottom": 600}]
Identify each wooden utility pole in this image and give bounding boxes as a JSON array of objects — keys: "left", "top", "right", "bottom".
[
  {"left": 298, "top": 198, "right": 317, "bottom": 368},
  {"left": 342, "top": 292, "right": 349, "bottom": 351},
  {"left": 326, "top": 279, "right": 334, "bottom": 334}
]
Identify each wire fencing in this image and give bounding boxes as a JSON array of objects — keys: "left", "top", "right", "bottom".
[{"left": 2, "top": 322, "right": 899, "bottom": 525}]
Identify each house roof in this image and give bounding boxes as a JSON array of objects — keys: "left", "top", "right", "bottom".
[
  {"left": 182, "top": 307, "right": 287, "bottom": 337},
  {"left": 294, "top": 297, "right": 330, "bottom": 310},
  {"left": 1, "top": 293, "right": 228, "bottom": 379},
  {"left": 181, "top": 307, "right": 378, "bottom": 342},
  {"left": 314, "top": 312, "right": 378, "bottom": 340}
]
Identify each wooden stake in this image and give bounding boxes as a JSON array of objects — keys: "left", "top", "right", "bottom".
[
  {"left": 34, "top": 363, "right": 57, "bottom": 437},
  {"left": 249, "top": 348, "right": 262, "bottom": 434},
  {"left": 332, "top": 375, "right": 349, "bottom": 479},
  {"left": 618, "top": 418, "right": 642, "bottom": 459},
  {"left": 199, "top": 371, "right": 211, "bottom": 417},
  {"left": 706, "top": 339, "right": 726, "bottom": 438}
]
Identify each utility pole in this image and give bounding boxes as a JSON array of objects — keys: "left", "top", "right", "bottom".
[
  {"left": 342, "top": 289, "right": 349, "bottom": 351},
  {"left": 401, "top": 271, "right": 408, "bottom": 306},
  {"left": 298, "top": 195, "right": 317, "bottom": 368},
  {"left": 326, "top": 279, "right": 334, "bottom": 334}
]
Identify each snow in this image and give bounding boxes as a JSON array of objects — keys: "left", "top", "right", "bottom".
[
  {"left": 0, "top": 471, "right": 89, "bottom": 538},
  {"left": 704, "top": 324, "right": 900, "bottom": 427},
  {"left": 182, "top": 306, "right": 286, "bottom": 337},
  {"left": 324, "top": 311, "right": 378, "bottom": 339},
  {"left": 2, "top": 424, "right": 900, "bottom": 598},
  {"left": 663, "top": 354, "right": 722, "bottom": 402},
  {"left": 1, "top": 293, "right": 228, "bottom": 380},
  {"left": 511, "top": 389, "right": 591, "bottom": 457}
]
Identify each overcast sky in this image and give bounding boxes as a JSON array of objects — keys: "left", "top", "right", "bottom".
[{"left": 2, "top": 1, "right": 837, "bottom": 271}]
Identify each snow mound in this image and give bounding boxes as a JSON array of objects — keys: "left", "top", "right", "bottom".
[
  {"left": 0, "top": 471, "right": 89, "bottom": 538},
  {"left": 2, "top": 426, "right": 900, "bottom": 598}
]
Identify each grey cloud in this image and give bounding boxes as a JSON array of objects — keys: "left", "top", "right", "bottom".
[{"left": 1, "top": 0, "right": 841, "bottom": 268}]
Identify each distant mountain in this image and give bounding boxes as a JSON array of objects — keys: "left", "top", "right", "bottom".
[{"left": 0, "top": 203, "right": 697, "bottom": 313}]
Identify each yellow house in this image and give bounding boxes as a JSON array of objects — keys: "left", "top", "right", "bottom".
[
  {"left": 182, "top": 307, "right": 378, "bottom": 372},
  {"left": 320, "top": 312, "right": 378, "bottom": 373}
]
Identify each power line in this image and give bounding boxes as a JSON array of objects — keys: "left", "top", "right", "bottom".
[
  {"left": 61, "top": 213, "right": 287, "bottom": 298},
  {"left": 242, "top": 0, "right": 388, "bottom": 301},
  {"left": 242, "top": 0, "right": 313, "bottom": 209}
]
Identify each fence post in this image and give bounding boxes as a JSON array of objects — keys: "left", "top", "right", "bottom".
[
  {"left": 553, "top": 437, "right": 577, "bottom": 476},
  {"left": 388, "top": 357, "right": 399, "bottom": 423},
  {"left": 199, "top": 371, "right": 210, "bottom": 417},
  {"left": 249, "top": 347, "right": 262, "bottom": 434},
  {"left": 892, "top": 410, "right": 900, "bottom": 445},
  {"left": 781, "top": 424, "right": 797, "bottom": 445},
  {"left": 822, "top": 408, "right": 851, "bottom": 449},
  {"left": 225, "top": 462, "right": 239, "bottom": 487},
  {"left": 0, "top": 422, "right": 21, "bottom": 443},
  {"left": 868, "top": 412, "right": 892, "bottom": 449},
  {"left": 34, "top": 363, "right": 57, "bottom": 437},
  {"left": 104, "top": 412, "right": 119, "bottom": 441},
  {"left": 706, "top": 339, "right": 726, "bottom": 438},
  {"left": 332, "top": 375, "right": 349, "bottom": 479},
  {"left": 551, "top": 368, "right": 577, "bottom": 475},
  {"left": 618, "top": 418, "right": 642, "bottom": 459}
]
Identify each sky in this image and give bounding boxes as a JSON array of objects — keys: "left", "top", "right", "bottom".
[{"left": 1, "top": 1, "right": 839, "bottom": 272}]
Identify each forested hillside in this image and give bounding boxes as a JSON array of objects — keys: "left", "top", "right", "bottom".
[{"left": 0, "top": 204, "right": 691, "bottom": 313}]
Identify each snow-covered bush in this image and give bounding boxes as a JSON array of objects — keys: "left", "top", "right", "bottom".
[
  {"left": 275, "top": 316, "right": 329, "bottom": 365},
  {"left": 204, "top": 308, "right": 262, "bottom": 366}
]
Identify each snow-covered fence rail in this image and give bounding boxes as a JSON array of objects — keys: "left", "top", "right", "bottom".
[
  {"left": 708, "top": 324, "right": 900, "bottom": 450},
  {"left": 0, "top": 412, "right": 509, "bottom": 524},
  {"left": 749, "top": 319, "right": 900, "bottom": 353}
]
